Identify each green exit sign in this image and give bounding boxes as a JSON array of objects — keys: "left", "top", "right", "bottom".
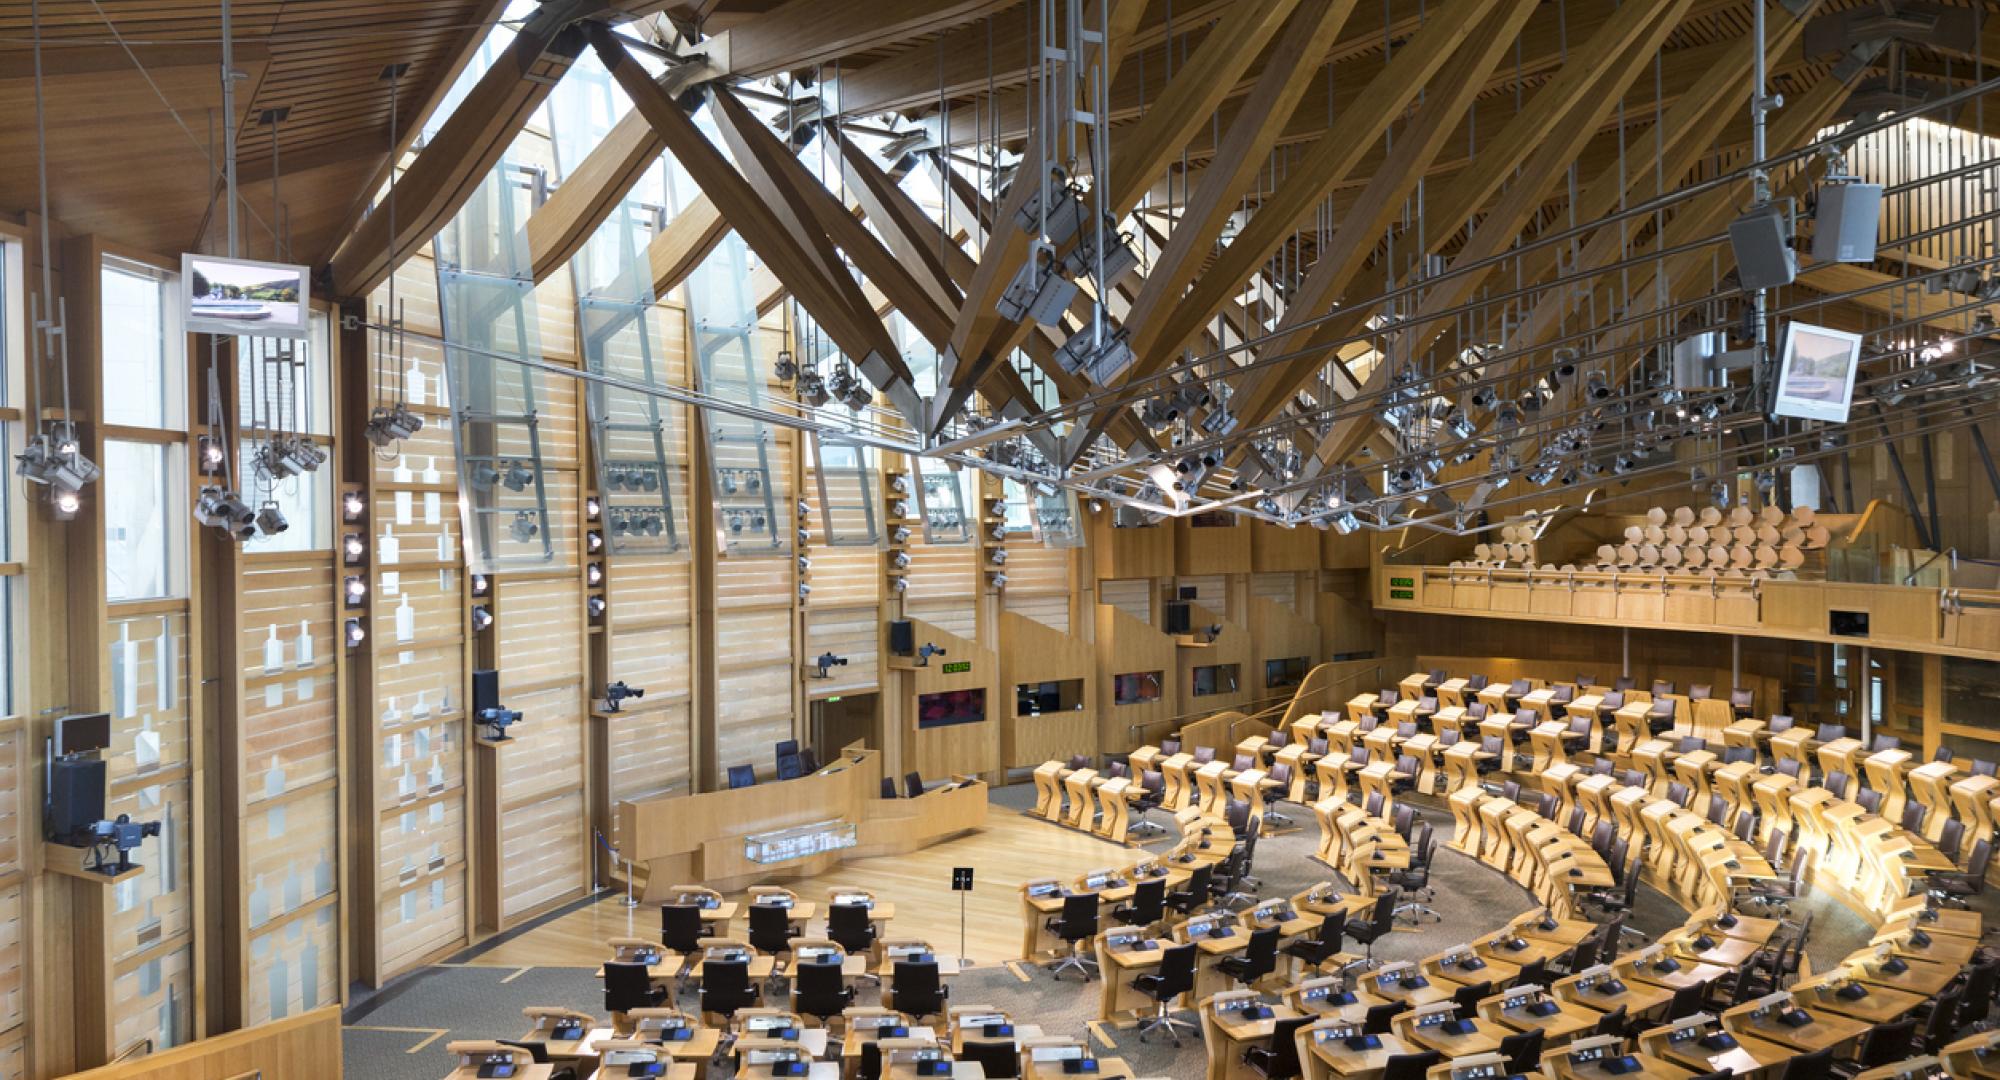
[
  {"left": 1389, "top": 576, "right": 1414, "bottom": 588},
  {"left": 1389, "top": 589, "right": 1415, "bottom": 601},
  {"left": 941, "top": 660, "right": 972, "bottom": 675}
]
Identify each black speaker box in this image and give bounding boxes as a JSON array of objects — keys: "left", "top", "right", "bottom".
[
  {"left": 888, "top": 619, "right": 914, "bottom": 656},
  {"left": 472, "top": 668, "right": 501, "bottom": 716},
  {"left": 47, "top": 757, "right": 106, "bottom": 845}
]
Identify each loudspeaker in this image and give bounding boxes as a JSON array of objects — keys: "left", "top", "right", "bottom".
[
  {"left": 47, "top": 757, "right": 106, "bottom": 845},
  {"left": 888, "top": 619, "right": 914, "bottom": 656},
  {"left": 1829, "top": 610, "right": 1870, "bottom": 638},
  {"left": 472, "top": 668, "right": 500, "bottom": 716},
  {"left": 1164, "top": 601, "right": 1192, "bottom": 636},
  {"left": 1728, "top": 205, "right": 1797, "bottom": 289},
  {"left": 1813, "top": 182, "right": 1881, "bottom": 264}
]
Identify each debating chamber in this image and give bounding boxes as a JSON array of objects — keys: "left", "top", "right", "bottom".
[{"left": 2, "top": 0, "right": 2000, "bottom": 1077}]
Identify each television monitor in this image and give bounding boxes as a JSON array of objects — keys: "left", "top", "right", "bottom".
[
  {"left": 1772, "top": 321, "right": 1863, "bottom": 423},
  {"left": 182, "top": 253, "right": 311, "bottom": 338}
]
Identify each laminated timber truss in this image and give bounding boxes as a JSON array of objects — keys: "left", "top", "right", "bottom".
[{"left": 75, "top": 0, "right": 2000, "bottom": 534}]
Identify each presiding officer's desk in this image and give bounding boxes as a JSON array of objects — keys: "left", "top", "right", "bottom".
[{"left": 623, "top": 748, "right": 988, "bottom": 897}]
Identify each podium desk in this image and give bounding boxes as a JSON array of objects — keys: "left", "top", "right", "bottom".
[
  {"left": 1032, "top": 761, "right": 1066, "bottom": 821},
  {"left": 1942, "top": 1031, "right": 2000, "bottom": 1079},
  {"left": 1063, "top": 769, "right": 1099, "bottom": 829},
  {"left": 1305, "top": 1025, "right": 1417, "bottom": 1080},
  {"left": 1671, "top": 748, "right": 1717, "bottom": 819},
  {"left": 1722, "top": 998, "right": 1870, "bottom": 1056},
  {"left": 1631, "top": 739, "right": 1673, "bottom": 797},
  {"left": 1791, "top": 974, "right": 1928, "bottom": 1024},
  {"left": 1230, "top": 769, "right": 1277, "bottom": 827},
  {"left": 1346, "top": 694, "right": 1380, "bottom": 726},
  {"left": 1399, "top": 672, "right": 1431, "bottom": 701},
  {"left": 1476, "top": 682, "right": 1515, "bottom": 715},
  {"left": 1520, "top": 688, "right": 1559, "bottom": 725},
  {"left": 1202, "top": 994, "right": 1306, "bottom": 1080},
  {"left": 1160, "top": 754, "right": 1199, "bottom": 812},
  {"left": 1712, "top": 762, "right": 1759, "bottom": 827},
  {"left": 1095, "top": 934, "right": 1175, "bottom": 1020},
  {"left": 1750, "top": 772, "right": 1798, "bottom": 846},
  {"left": 1477, "top": 714, "right": 1521, "bottom": 773},
  {"left": 1478, "top": 991, "right": 1596, "bottom": 1044},
  {"left": 1908, "top": 761, "right": 1961, "bottom": 843},
  {"left": 1447, "top": 786, "right": 1488, "bottom": 855},
  {"left": 1949, "top": 774, "right": 2000, "bottom": 850},
  {"left": 1611, "top": 702, "right": 1657, "bottom": 760},
  {"left": 1817, "top": 736, "right": 1869, "bottom": 784},
  {"left": 1437, "top": 678, "right": 1470, "bottom": 710},
  {"left": 1194, "top": 760, "right": 1232, "bottom": 817},
  {"left": 1722, "top": 718, "right": 1764, "bottom": 756},
  {"left": 1564, "top": 694, "right": 1610, "bottom": 754},
  {"left": 1864, "top": 747, "right": 1914, "bottom": 823},
  {"left": 1093, "top": 778, "right": 1138, "bottom": 844}
]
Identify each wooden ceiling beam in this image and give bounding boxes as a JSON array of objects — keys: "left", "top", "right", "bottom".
[
  {"left": 1087, "top": 0, "right": 1361, "bottom": 457},
  {"left": 701, "top": 79, "right": 929, "bottom": 428},
  {"left": 930, "top": 0, "right": 1149, "bottom": 435},
  {"left": 1292, "top": 0, "right": 1699, "bottom": 470},
  {"left": 682, "top": 0, "right": 1015, "bottom": 83},
  {"left": 1071, "top": 0, "right": 1509, "bottom": 457},
  {"left": 325, "top": 2, "right": 600, "bottom": 298},
  {"left": 525, "top": 109, "right": 665, "bottom": 283},
  {"left": 646, "top": 192, "right": 730, "bottom": 297}
]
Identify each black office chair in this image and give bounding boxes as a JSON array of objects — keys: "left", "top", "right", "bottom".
[
  {"left": 775, "top": 738, "right": 799, "bottom": 761},
  {"left": 1939, "top": 818, "right": 1966, "bottom": 864},
  {"left": 1214, "top": 819, "right": 1263, "bottom": 910},
  {"left": 1467, "top": 674, "right": 1490, "bottom": 692},
  {"left": 1665, "top": 982, "right": 1707, "bottom": 1021},
  {"left": 1113, "top": 878, "right": 1166, "bottom": 929},
  {"left": 1451, "top": 979, "right": 1493, "bottom": 1018},
  {"left": 748, "top": 903, "right": 796, "bottom": 958},
  {"left": 1165, "top": 863, "right": 1213, "bottom": 916},
  {"left": 1646, "top": 698, "right": 1677, "bottom": 735},
  {"left": 1128, "top": 769, "right": 1168, "bottom": 839},
  {"left": 1362, "top": 1001, "right": 1403, "bottom": 1034},
  {"left": 890, "top": 958, "right": 948, "bottom": 1023},
  {"left": 1499, "top": 1029, "right": 1544, "bottom": 1075},
  {"left": 857, "top": 1042, "right": 884, "bottom": 1080},
  {"left": 1283, "top": 912, "right": 1350, "bottom": 974},
  {"left": 881, "top": 777, "right": 899, "bottom": 799},
  {"left": 775, "top": 752, "right": 804, "bottom": 780},
  {"left": 798, "top": 747, "right": 819, "bottom": 773},
  {"left": 959, "top": 1041, "right": 1021, "bottom": 1078},
  {"left": 1840, "top": 1018, "right": 1918, "bottom": 1076},
  {"left": 1855, "top": 787, "right": 1882, "bottom": 815},
  {"left": 603, "top": 960, "right": 668, "bottom": 1014},
  {"left": 1382, "top": 1051, "right": 1443, "bottom": 1080},
  {"left": 727, "top": 764, "right": 757, "bottom": 789},
  {"left": 1512, "top": 958, "right": 1548, "bottom": 990},
  {"left": 903, "top": 771, "right": 926, "bottom": 798},
  {"left": 1916, "top": 984, "right": 1963, "bottom": 1053},
  {"left": 1955, "top": 959, "right": 1998, "bottom": 1030},
  {"left": 828, "top": 902, "right": 879, "bottom": 955},
  {"left": 1974, "top": 758, "right": 1998, "bottom": 777},
  {"left": 1900, "top": 802, "right": 1928, "bottom": 835},
  {"left": 1729, "top": 688, "right": 1754, "bottom": 718},
  {"left": 1388, "top": 824, "right": 1440, "bottom": 924},
  {"left": 698, "top": 958, "right": 759, "bottom": 1021},
  {"left": 1343, "top": 892, "right": 1396, "bottom": 971},
  {"left": 1823, "top": 770, "right": 1850, "bottom": 800},
  {"left": 1045, "top": 893, "right": 1099, "bottom": 980},
  {"left": 1929, "top": 839, "right": 1992, "bottom": 906},
  {"left": 1243, "top": 1016, "right": 1310, "bottom": 1079},
  {"left": 661, "top": 903, "right": 704, "bottom": 954},
  {"left": 1592, "top": 1005, "right": 1628, "bottom": 1039},
  {"left": 1133, "top": 943, "right": 1199, "bottom": 1045},
  {"left": 1504, "top": 679, "right": 1533, "bottom": 709},
  {"left": 1784, "top": 1047, "right": 1833, "bottom": 1078},
  {"left": 1217, "top": 926, "right": 1281, "bottom": 990},
  {"left": 791, "top": 959, "right": 852, "bottom": 1024}
]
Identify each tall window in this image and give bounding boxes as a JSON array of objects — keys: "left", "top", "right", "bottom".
[
  {"left": 100, "top": 256, "right": 186, "bottom": 601},
  {"left": 99, "top": 259, "right": 185, "bottom": 429}
]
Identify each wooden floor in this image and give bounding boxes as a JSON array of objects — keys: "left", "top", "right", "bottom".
[{"left": 465, "top": 805, "right": 1133, "bottom": 968}]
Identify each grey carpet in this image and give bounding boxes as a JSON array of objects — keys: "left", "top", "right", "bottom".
[{"left": 346, "top": 780, "right": 1991, "bottom": 1079}]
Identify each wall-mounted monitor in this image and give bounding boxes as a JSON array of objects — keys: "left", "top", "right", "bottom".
[
  {"left": 182, "top": 253, "right": 311, "bottom": 338},
  {"left": 917, "top": 688, "right": 985, "bottom": 729},
  {"left": 1771, "top": 321, "right": 1862, "bottom": 423}
]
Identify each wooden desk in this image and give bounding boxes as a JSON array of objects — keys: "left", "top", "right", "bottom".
[
  {"left": 1425, "top": 951, "right": 1518, "bottom": 988},
  {"left": 1023, "top": 1055, "right": 1137, "bottom": 1080},
  {"left": 623, "top": 752, "right": 989, "bottom": 895},
  {"left": 1865, "top": 747, "right": 1914, "bottom": 823},
  {"left": 1095, "top": 935, "right": 1175, "bottom": 1021},
  {"left": 1361, "top": 967, "right": 1453, "bottom": 1008},
  {"left": 1622, "top": 953, "right": 1732, "bottom": 994},
  {"left": 1203, "top": 997, "right": 1306, "bottom": 1080},
  {"left": 1847, "top": 955, "right": 1960, "bottom": 997},
  {"left": 876, "top": 955, "right": 963, "bottom": 979},
  {"left": 1542, "top": 1048, "right": 1691, "bottom": 1080},
  {"left": 1791, "top": 976, "right": 1928, "bottom": 1024},
  {"left": 1397, "top": 1013, "right": 1505, "bottom": 1057},
  {"left": 1288, "top": 983, "right": 1392, "bottom": 1026},
  {"left": 1722, "top": 998, "right": 1870, "bottom": 1055},
  {"left": 1306, "top": 1027, "right": 1417, "bottom": 1080},
  {"left": 1479, "top": 992, "right": 1596, "bottom": 1044},
  {"left": 1645, "top": 1027, "right": 1795, "bottom": 1078},
  {"left": 1553, "top": 969, "right": 1673, "bottom": 1019},
  {"left": 1064, "top": 769, "right": 1100, "bottom": 829},
  {"left": 690, "top": 953, "right": 778, "bottom": 981},
  {"left": 1908, "top": 761, "right": 1962, "bottom": 844},
  {"left": 1033, "top": 761, "right": 1067, "bottom": 821},
  {"left": 1475, "top": 932, "right": 1570, "bottom": 971}
]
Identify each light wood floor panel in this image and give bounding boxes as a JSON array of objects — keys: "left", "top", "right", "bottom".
[{"left": 465, "top": 808, "right": 1132, "bottom": 967}]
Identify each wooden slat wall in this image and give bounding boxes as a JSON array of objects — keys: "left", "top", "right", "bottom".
[
  {"left": 493, "top": 561, "right": 588, "bottom": 924},
  {"left": 1175, "top": 576, "right": 1233, "bottom": 621},
  {"left": 1099, "top": 579, "right": 1152, "bottom": 627},
  {"left": 105, "top": 610, "right": 196, "bottom": 1055},
  {"left": 366, "top": 251, "right": 472, "bottom": 982},
  {"left": 1001, "top": 544, "right": 1069, "bottom": 633},
  {"left": 235, "top": 558, "right": 342, "bottom": 1026},
  {"left": 805, "top": 608, "right": 880, "bottom": 700},
  {"left": 1250, "top": 572, "right": 1301, "bottom": 615},
  {"left": 0, "top": 721, "right": 16, "bottom": 1061},
  {"left": 0, "top": 882, "right": 20, "bottom": 1057}
]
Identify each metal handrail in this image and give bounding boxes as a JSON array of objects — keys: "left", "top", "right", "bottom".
[{"left": 1124, "top": 660, "right": 1384, "bottom": 740}]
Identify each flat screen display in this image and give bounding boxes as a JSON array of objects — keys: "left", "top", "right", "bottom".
[
  {"left": 1772, "top": 321, "right": 1863, "bottom": 423},
  {"left": 182, "top": 253, "right": 310, "bottom": 338}
]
